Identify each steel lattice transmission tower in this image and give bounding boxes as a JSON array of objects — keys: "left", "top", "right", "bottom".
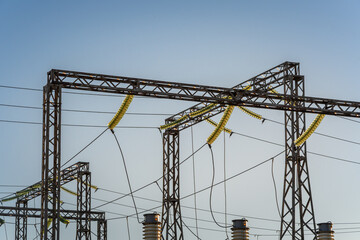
[{"left": 38, "top": 62, "right": 360, "bottom": 239}]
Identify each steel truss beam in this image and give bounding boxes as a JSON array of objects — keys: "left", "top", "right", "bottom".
[
  {"left": 280, "top": 75, "right": 317, "bottom": 239},
  {"left": 0, "top": 206, "right": 105, "bottom": 221},
  {"left": 161, "top": 130, "right": 183, "bottom": 240},
  {"left": 0, "top": 206, "right": 107, "bottom": 239},
  {"left": 41, "top": 81, "right": 62, "bottom": 240},
  {"left": 12, "top": 162, "right": 96, "bottom": 239},
  {"left": 15, "top": 200, "right": 28, "bottom": 240},
  {"left": 77, "top": 167, "right": 92, "bottom": 239},
  {"left": 39, "top": 62, "right": 360, "bottom": 239},
  {"left": 17, "top": 162, "right": 90, "bottom": 202},
  {"left": 97, "top": 220, "right": 107, "bottom": 240}
]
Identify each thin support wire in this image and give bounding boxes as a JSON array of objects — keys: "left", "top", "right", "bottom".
[
  {"left": 126, "top": 216, "right": 131, "bottom": 240},
  {"left": 61, "top": 128, "right": 108, "bottom": 168},
  {"left": 112, "top": 130, "right": 141, "bottom": 223},
  {"left": 223, "top": 131, "right": 230, "bottom": 239},
  {"left": 271, "top": 158, "right": 281, "bottom": 218},
  {"left": 208, "top": 144, "right": 230, "bottom": 229},
  {"left": 191, "top": 126, "right": 199, "bottom": 237},
  {"left": 182, "top": 220, "right": 202, "bottom": 240}
]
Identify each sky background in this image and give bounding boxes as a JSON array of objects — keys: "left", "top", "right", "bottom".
[{"left": 1, "top": 0, "right": 360, "bottom": 239}]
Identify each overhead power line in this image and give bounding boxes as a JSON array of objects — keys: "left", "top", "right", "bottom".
[
  {"left": 0, "top": 103, "right": 172, "bottom": 116},
  {"left": 0, "top": 119, "right": 158, "bottom": 129},
  {"left": 0, "top": 84, "right": 154, "bottom": 98},
  {"left": 2, "top": 102, "right": 360, "bottom": 146},
  {"left": 232, "top": 130, "right": 360, "bottom": 166}
]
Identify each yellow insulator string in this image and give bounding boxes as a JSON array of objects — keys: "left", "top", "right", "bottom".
[
  {"left": 207, "top": 105, "right": 234, "bottom": 145},
  {"left": 75, "top": 178, "right": 98, "bottom": 192},
  {"left": 237, "top": 106, "right": 262, "bottom": 120},
  {"left": 108, "top": 95, "right": 134, "bottom": 130},
  {"left": 295, "top": 114, "right": 325, "bottom": 146},
  {"left": 160, "top": 115, "right": 189, "bottom": 130},
  {"left": 206, "top": 118, "right": 232, "bottom": 135},
  {"left": 60, "top": 186, "right": 78, "bottom": 196},
  {"left": 59, "top": 216, "right": 70, "bottom": 227},
  {"left": 189, "top": 103, "right": 217, "bottom": 118}
]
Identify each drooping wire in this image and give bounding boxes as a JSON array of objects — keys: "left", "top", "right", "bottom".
[
  {"left": 111, "top": 130, "right": 141, "bottom": 223},
  {"left": 126, "top": 216, "right": 131, "bottom": 240},
  {"left": 271, "top": 158, "right": 281, "bottom": 218},
  {"left": 191, "top": 126, "right": 199, "bottom": 237},
  {"left": 182, "top": 150, "right": 285, "bottom": 200},
  {"left": 223, "top": 132, "right": 230, "bottom": 239},
  {"left": 208, "top": 144, "right": 231, "bottom": 229}
]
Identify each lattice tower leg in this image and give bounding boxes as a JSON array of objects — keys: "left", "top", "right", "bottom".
[
  {"left": 97, "top": 220, "right": 107, "bottom": 240},
  {"left": 161, "top": 130, "right": 184, "bottom": 240},
  {"left": 77, "top": 168, "right": 91, "bottom": 239},
  {"left": 280, "top": 74, "right": 317, "bottom": 240},
  {"left": 15, "top": 200, "right": 28, "bottom": 240},
  {"left": 41, "top": 80, "right": 62, "bottom": 240}
]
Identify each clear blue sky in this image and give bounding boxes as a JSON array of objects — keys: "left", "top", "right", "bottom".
[{"left": 1, "top": 1, "right": 360, "bottom": 239}]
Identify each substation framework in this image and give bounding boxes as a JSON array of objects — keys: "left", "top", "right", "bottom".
[
  {"left": 0, "top": 162, "right": 107, "bottom": 240},
  {"left": 17, "top": 61, "right": 360, "bottom": 240}
]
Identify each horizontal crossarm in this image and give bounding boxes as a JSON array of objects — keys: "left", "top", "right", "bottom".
[
  {"left": 17, "top": 162, "right": 89, "bottom": 202},
  {"left": 0, "top": 206, "right": 105, "bottom": 221},
  {"left": 50, "top": 68, "right": 360, "bottom": 131}
]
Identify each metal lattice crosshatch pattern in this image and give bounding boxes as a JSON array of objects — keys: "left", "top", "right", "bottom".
[{"left": 29, "top": 62, "right": 360, "bottom": 239}]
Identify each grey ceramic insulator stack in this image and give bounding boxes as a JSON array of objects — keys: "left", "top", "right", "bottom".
[
  {"left": 317, "top": 222, "right": 334, "bottom": 240},
  {"left": 143, "top": 213, "right": 161, "bottom": 240},
  {"left": 231, "top": 219, "right": 249, "bottom": 240}
]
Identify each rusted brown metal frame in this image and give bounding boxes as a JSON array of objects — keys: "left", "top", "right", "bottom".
[
  {"left": 15, "top": 200, "right": 28, "bottom": 240},
  {"left": 12, "top": 162, "right": 91, "bottom": 239},
  {"left": 77, "top": 166, "right": 92, "bottom": 239},
  {"left": 0, "top": 206, "right": 106, "bottom": 239},
  {"left": 97, "top": 220, "right": 107, "bottom": 240},
  {"left": 16, "top": 162, "right": 89, "bottom": 202},
  {"left": 161, "top": 130, "right": 183, "bottom": 240},
  {"left": 280, "top": 74, "right": 317, "bottom": 240},
  {"left": 41, "top": 79, "right": 62, "bottom": 240},
  {"left": 41, "top": 63, "right": 360, "bottom": 240},
  {"left": 0, "top": 206, "right": 105, "bottom": 221}
]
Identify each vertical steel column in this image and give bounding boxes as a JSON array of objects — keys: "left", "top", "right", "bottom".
[
  {"left": 161, "top": 129, "right": 183, "bottom": 240},
  {"left": 280, "top": 69, "right": 317, "bottom": 239},
  {"left": 77, "top": 167, "right": 91, "bottom": 239},
  {"left": 41, "top": 72, "right": 62, "bottom": 240},
  {"left": 15, "top": 200, "right": 28, "bottom": 240},
  {"left": 97, "top": 220, "right": 107, "bottom": 240}
]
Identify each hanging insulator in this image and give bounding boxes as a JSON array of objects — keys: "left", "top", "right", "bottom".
[
  {"left": 317, "top": 222, "right": 334, "bottom": 240},
  {"left": 294, "top": 114, "right": 325, "bottom": 146},
  {"left": 143, "top": 213, "right": 161, "bottom": 240},
  {"left": 207, "top": 105, "right": 234, "bottom": 145},
  {"left": 206, "top": 118, "right": 232, "bottom": 134},
  {"left": 108, "top": 95, "right": 134, "bottom": 130},
  {"left": 237, "top": 106, "right": 262, "bottom": 120},
  {"left": 231, "top": 218, "right": 249, "bottom": 240},
  {"left": 60, "top": 186, "right": 78, "bottom": 196}
]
